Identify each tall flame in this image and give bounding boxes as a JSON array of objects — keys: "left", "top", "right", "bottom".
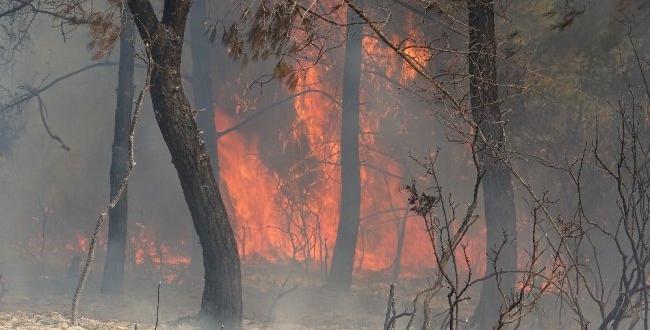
[{"left": 213, "top": 15, "right": 477, "bottom": 278}]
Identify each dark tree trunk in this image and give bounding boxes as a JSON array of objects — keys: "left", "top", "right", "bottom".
[
  {"left": 187, "top": 0, "right": 214, "bottom": 278},
  {"left": 101, "top": 10, "right": 135, "bottom": 295},
  {"left": 327, "top": 3, "right": 363, "bottom": 291},
  {"left": 467, "top": 0, "right": 517, "bottom": 327},
  {"left": 126, "top": 0, "right": 242, "bottom": 327}
]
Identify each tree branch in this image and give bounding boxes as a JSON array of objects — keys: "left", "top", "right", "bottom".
[
  {"left": 216, "top": 89, "right": 339, "bottom": 138},
  {"left": 35, "top": 93, "right": 69, "bottom": 151},
  {"left": 127, "top": 0, "right": 159, "bottom": 40},
  {"left": 1, "top": 62, "right": 116, "bottom": 113},
  {"left": 0, "top": 1, "right": 31, "bottom": 19},
  {"left": 161, "top": 0, "right": 191, "bottom": 34}
]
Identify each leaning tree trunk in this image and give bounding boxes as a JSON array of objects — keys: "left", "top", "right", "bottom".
[
  {"left": 127, "top": 0, "right": 242, "bottom": 327},
  {"left": 327, "top": 3, "right": 363, "bottom": 291},
  {"left": 101, "top": 10, "right": 136, "bottom": 295},
  {"left": 467, "top": 0, "right": 517, "bottom": 328}
]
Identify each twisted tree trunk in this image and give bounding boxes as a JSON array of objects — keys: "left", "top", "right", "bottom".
[{"left": 127, "top": 0, "right": 242, "bottom": 327}]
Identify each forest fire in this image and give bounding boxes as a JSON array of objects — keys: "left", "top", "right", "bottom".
[
  {"left": 215, "top": 26, "right": 485, "bottom": 278},
  {"left": 20, "top": 4, "right": 488, "bottom": 286},
  {"left": 3, "top": 0, "right": 649, "bottom": 328}
]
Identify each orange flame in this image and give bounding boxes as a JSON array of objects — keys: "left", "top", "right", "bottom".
[{"left": 214, "top": 14, "right": 465, "bottom": 278}]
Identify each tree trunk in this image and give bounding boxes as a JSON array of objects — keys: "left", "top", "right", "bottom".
[
  {"left": 467, "top": 1, "right": 517, "bottom": 328},
  {"left": 101, "top": 10, "right": 135, "bottom": 295},
  {"left": 187, "top": 0, "right": 214, "bottom": 279},
  {"left": 327, "top": 3, "right": 363, "bottom": 291},
  {"left": 126, "top": 0, "right": 242, "bottom": 327}
]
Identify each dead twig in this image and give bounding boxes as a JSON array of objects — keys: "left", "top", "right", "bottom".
[{"left": 35, "top": 94, "right": 69, "bottom": 151}]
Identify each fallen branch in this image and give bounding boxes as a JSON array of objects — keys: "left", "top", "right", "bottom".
[{"left": 35, "top": 93, "right": 69, "bottom": 151}]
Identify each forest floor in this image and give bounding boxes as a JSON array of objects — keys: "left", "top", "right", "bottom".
[{"left": 0, "top": 259, "right": 438, "bottom": 329}]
